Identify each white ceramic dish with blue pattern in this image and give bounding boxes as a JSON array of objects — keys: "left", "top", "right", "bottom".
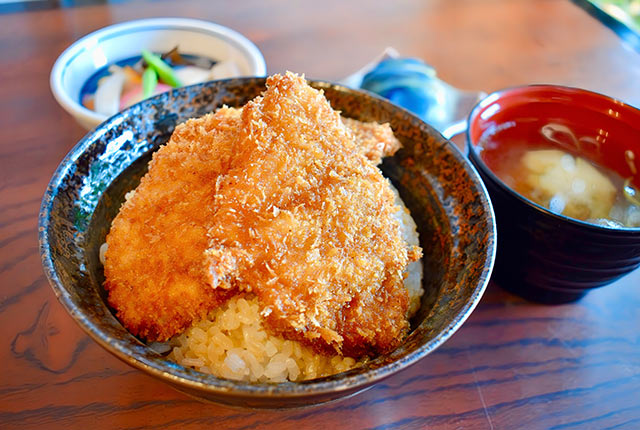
[{"left": 50, "top": 17, "right": 266, "bottom": 130}]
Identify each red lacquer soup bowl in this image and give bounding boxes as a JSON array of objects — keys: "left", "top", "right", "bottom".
[{"left": 466, "top": 85, "right": 640, "bottom": 303}]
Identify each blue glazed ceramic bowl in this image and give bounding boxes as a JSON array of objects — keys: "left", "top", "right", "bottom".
[{"left": 39, "top": 77, "right": 495, "bottom": 408}]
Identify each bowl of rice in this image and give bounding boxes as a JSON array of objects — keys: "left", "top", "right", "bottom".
[{"left": 39, "top": 76, "right": 496, "bottom": 408}]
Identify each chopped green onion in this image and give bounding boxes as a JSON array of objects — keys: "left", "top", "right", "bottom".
[
  {"left": 142, "top": 67, "right": 158, "bottom": 98},
  {"left": 142, "top": 49, "right": 183, "bottom": 87},
  {"left": 623, "top": 177, "right": 640, "bottom": 206}
]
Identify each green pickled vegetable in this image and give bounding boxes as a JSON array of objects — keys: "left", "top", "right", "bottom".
[
  {"left": 142, "top": 49, "right": 183, "bottom": 87},
  {"left": 142, "top": 67, "right": 158, "bottom": 98}
]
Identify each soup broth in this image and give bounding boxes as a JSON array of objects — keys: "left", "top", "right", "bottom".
[{"left": 477, "top": 120, "right": 640, "bottom": 227}]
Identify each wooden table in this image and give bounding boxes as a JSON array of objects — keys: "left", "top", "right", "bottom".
[{"left": 2, "top": 0, "right": 640, "bottom": 428}]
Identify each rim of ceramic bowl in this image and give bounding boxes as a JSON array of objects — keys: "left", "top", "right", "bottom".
[
  {"left": 39, "top": 78, "right": 495, "bottom": 400},
  {"left": 50, "top": 17, "right": 267, "bottom": 129},
  {"left": 467, "top": 83, "right": 640, "bottom": 234}
]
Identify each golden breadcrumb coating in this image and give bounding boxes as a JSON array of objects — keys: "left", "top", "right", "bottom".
[
  {"left": 104, "top": 108, "right": 241, "bottom": 341},
  {"left": 342, "top": 117, "right": 401, "bottom": 165},
  {"left": 104, "top": 72, "right": 420, "bottom": 357}
]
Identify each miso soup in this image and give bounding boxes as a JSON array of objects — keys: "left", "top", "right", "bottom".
[{"left": 477, "top": 120, "right": 640, "bottom": 227}]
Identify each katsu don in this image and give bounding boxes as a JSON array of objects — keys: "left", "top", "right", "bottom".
[{"left": 103, "top": 72, "right": 422, "bottom": 358}]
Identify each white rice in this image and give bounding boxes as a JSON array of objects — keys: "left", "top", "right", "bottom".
[
  {"left": 169, "top": 295, "right": 360, "bottom": 382},
  {"left": 390, "top": 183, "right": 424, "bottom": 316}
]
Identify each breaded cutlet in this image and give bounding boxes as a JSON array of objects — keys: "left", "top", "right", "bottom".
[{"left": 104, "top": 73, "right": 420, "bottom": 357}]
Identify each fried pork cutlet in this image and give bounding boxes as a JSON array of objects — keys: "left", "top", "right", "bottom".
[
  {"left": 206, "top": 73, "right": 420, "bottom": 357},
  {"left": 104, "top": 72, "right": 420, "bottom": 357},
  {"left": 342, "top": 116, "right": 401, "bottom": 165},
  {"left": 104, "top": 107, "right": 242, "bottom": 341}
]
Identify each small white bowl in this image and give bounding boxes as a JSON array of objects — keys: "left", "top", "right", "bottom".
[{"left": 50, "top": 18, "right": 267, "bottom": 130}]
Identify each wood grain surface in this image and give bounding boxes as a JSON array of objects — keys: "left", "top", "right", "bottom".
[{"left": 1, "top": 0, "right": 640, "bottom": 429}]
